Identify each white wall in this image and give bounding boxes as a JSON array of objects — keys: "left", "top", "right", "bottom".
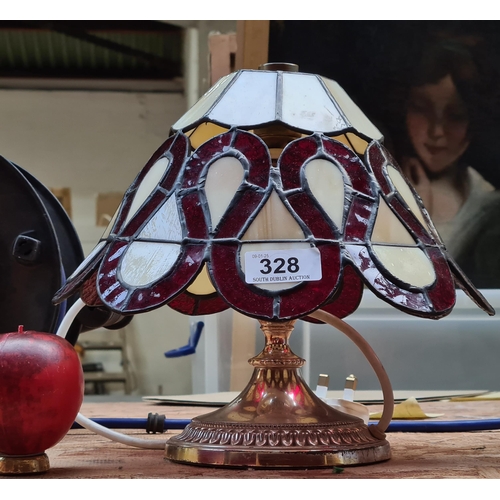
[{"left": 0, "top": 88, "right": 195, "bottom": 396}]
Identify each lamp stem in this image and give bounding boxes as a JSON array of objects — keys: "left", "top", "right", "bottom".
[{"left": 165, "top": 317, "right": 391, "bottom": 467}]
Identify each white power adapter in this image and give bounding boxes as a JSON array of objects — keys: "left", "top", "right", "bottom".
[{"left": 314, "top": 374, "right": 370, "bottom": 424}]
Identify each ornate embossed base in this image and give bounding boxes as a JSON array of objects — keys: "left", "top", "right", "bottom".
[
  {"left": 165, "top": 320, "right": 391, "bottom": 468},
  {"left": 0, "top": 453, "right": 50, "bottom": 474}
]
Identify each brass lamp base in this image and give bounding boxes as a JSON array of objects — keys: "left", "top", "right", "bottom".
[
  {"left": 165, "top": 320, "right": 391, "bottom": 468},
  {"left": 0, "top": 453, "right": 50, "bottom": 474}
]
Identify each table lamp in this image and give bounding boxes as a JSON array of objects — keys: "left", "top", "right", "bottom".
[{"left": 53, "top": 62, "right": 494, "bottom": 468}]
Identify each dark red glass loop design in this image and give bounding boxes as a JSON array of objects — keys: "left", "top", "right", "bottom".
[
  {"left": 52, "top": 243, "right": 108, "bottom": 304},
  {"left": 321, "top": 137, "right": 372, "bottom": 196},
  {"left": 52, "top": 134, "right": 190, "bottom": 305},
  {"left": 304, "top": 264, "right": 364, "bottom": 324},
  {"left": 53, "top": 128, "right": 492, "bottom": 324},
  {"left": 208, "top": 133, "right": 345, "bottom": 320},
  {"left": 210, "top": 243, "right": 275, "bottom": 318},
  {"left": 366, "top": 141, "right": 438, "bottom": 245},
  {"left": 124, "top": 244, "right": 207, "bottom": 312},
  {"left": 112, "top": 133, "right": 189, "bottom": 237},
  {"left": 167, "top": 291, "right": 229, "bottom": 316},
  {"left": 97, "top": 129, "right": 238, "bottom": 314}
]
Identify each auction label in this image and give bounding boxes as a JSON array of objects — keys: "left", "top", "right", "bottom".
[{"left": 244, "top": 248, "right": 322, "bottom": 284}]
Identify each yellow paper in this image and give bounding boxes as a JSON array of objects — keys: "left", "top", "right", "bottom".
[
  {"left": 370, "top": 397, "right": 443, "bottom": 420},
  {"left": 450, "top": 391, "right": 500, "bottom": 402}
]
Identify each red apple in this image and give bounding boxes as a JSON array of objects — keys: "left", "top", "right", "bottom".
[{"left": 0, "top": 326, "right": 84, "bottom": 456}]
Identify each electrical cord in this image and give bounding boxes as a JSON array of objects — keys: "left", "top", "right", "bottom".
[
  {"left": 57, "top": 299, "right": 167, "bottom": 449},
  {"left": 309, "top": 309, "right": 394, "bottom": 435},
  {"left": 71, "top": 416, "right": 191, "bottom": 431},
  {"left": 59, "top": 300, "right": 500, "bottom": 441},
  {"left": 70, "top": 416, "right": 500, "bottom": 433},
  {"left": 384, "top": 419, "right": 500, "bottom": 433}
]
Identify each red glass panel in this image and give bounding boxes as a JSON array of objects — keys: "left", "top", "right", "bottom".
[
  {"left": 160, "top": 133, "right": 191, "bottom": 192},
  {"left": 322, "top": 264, "right": 364, "bottom": 318},
  {"left": 182, "top": 129, "right": 271, "bottom": 240},
  {"left": 344, "top": 196, "right": 375, "bottom": 243},
  {"left": 113, "top": 133, "right": 189, "bottom": 235},
  {"left": 279, "top": 135, "right": 319, "bottom": 191},
  {"left": 52, "top": 242, "right": 109, "bottom": 303},
  {"left": 118, "top": 191, "right": 168, "bottom": 238},
  {"left": 232, "top": 130, "right": 271, "bottom": 188},
  {"left": 285, "top": 192, "right": 339, "bottom": 238},
  {"left": 181, "top": 192, "right": 209, "bottom": 240},
  {"left": 96, "top": 241, "right": 130, "bottom": 310},
  {"left": 362, "top": 139, "right": 485, "bottom": 317},
  {"left": 345, "top": 244, "right": 435, "bottom": 316},
  {"left": 213, "top": 189, "right": 267, "bottom": 239},
  {"left": 168, "top": 292, "right": 229, "bottom": 316},
  {"left": 304, "top": 264, "right": 364, "bottom": 323},
  {"left": 181, "top": 132, "right": 232, "bottom": 189},
  {"left": 425, "top": 246, "right": 456, "bottom": 315},
  {"left": 321, "top": 137, "right": 372, "bottom": 196},
  {"left": 101, "top": 244, "right": 206, "bottom": 313},
  {"left": 210, "top": 243, "right": 275, "bottom": 319},
  {"left": 365, "top": 141, "right": 392, "bottom": 195},
  {"left": 166, "top": 291, "right": 196, "bottom": 314},
  {"left": 207, "top": 132, "right": 347, "bottom": 320},
  {"left": 366, "top": 141, "right": 440, "bottom": 245},
  {"left": 80, "top": 271, "right": 102, "bottom": 307},
  {"left": 389, "top": 198, "right": 436, "bottom": 246},
  {"left": 278, "top": 243, "right": 341, "bottom": 318}
]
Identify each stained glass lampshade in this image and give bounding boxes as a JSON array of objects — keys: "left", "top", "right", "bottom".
[{"left": 53, "top": 62, "right": 494, "bottom": 468}]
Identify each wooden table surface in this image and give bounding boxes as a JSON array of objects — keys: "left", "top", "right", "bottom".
[{"left": 4, "top": 398, "right": 500, "bottom": 479}]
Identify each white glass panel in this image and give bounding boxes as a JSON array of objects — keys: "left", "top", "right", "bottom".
[
  {"left": 119, "top": 195, "right": 183, "bottom": 287},
  {"left": 205, "top": 156, "right": 245, "bottom": 230},
  {"left": 125, "top": 157, "right": 171, "bottom": 225},
  {"left": 138, "top": 195, "right": 182, "bottom": 242},
  {"left": 387, "top": 165, "right": 429, "bottom": 229},
  {"left": 372, "top": 245, "right": 436, "bottom": 287},
  {"left": 321, "top": 77, "right": 383, "bottom": 140},
  {"left": 282, "top": 73, "right": 349, "bottom": 133},
  {"left": 172, "top": 73, "right": 236, "bottom": 131},
  {"left": 66, "top": 241, "right": 106, "bottom": 280},
  {"left": 371, "top": 197, "right": 415, "bottom": 245},
  {"left": 240, "top": 190, "right": 307, "bottom": 291},
  {"left": 187, "top": 264, "right": 217, "bottom": 295},
  {"left": 119, "top": 241, "right": 181, "bottom": 287},
  {"left": 208, "top": 71, "right": 277, "bottom": 127},
  {"left": 305, "top": 158, "right": 344, "bottom": 228}
]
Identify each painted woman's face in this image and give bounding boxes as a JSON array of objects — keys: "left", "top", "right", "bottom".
[{"left": 406, "top": 74, "right": 470, "bottom": 175}]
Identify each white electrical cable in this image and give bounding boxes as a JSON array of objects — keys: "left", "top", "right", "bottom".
[{"left": 58, "top": 298, "right": 165, "bottom": 449}]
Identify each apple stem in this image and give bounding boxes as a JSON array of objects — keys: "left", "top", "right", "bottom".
[{"left": 18, "top": 325, "right": 24, "bottom": 334}]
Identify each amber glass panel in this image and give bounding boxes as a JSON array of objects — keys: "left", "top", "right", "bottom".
[
  {"left": 346, "top": 132, "right": 369, "bottom": 155},
  {"left": 187, "top": 123, "right": 229, "bottom": 149},
  {"left": 186, "top": 264, "right": 217, "bottom": 295}
]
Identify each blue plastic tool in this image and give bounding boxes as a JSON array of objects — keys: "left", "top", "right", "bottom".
[{"left": 164, "top": 321, "right": 204, "bottom": 358}]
